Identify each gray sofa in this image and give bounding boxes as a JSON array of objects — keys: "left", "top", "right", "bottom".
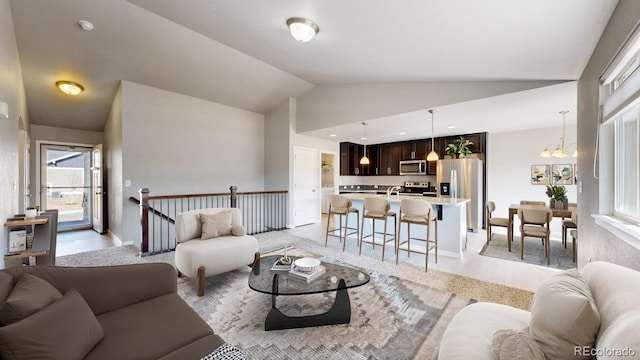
[
  {"left": 0, "top": 263, "right": 233, "bottom": 359},
  {"left": 438, "top": 261, "right": 640, "bottom": 359}
]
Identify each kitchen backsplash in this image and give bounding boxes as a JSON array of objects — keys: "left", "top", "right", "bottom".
[{"left": 339, "top": 175, "right": 436, "bottom": 186}]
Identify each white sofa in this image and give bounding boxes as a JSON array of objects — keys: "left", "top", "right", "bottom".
[
  {"left": 175, "top": 208, "right": 259, "bottom": 296},
  {"left": 438, "top": 261, "right": 640, "bottom": 359}
]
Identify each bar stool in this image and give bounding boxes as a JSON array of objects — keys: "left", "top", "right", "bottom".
[
  {"left": 359, "top": 197, "right": 396, "bottom": 261},
  {"left": 325, "top": 195, "right": 360, "bottom": 251},
  {"left": 396, "top": 199, "right": 438, "bottom": 272}
]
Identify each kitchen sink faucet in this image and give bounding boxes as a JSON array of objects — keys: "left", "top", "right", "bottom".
[{"left": 386, "top": 186, "right": 401, "bottom": 200}]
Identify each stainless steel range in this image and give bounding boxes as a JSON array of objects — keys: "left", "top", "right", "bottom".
[{"left": 399, "top": 181, "right": 437, "bottom": 197}]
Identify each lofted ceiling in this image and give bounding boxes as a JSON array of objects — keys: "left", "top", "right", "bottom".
[{"left": 9, "top": 0, "right": 617, "bottom": 137}]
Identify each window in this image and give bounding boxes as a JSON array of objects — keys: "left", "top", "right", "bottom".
[
  {"left": 597, "top": 25, "right": 640, "bottom": 243},
  {"left": 614, "top": 105, "right": 639, "bottom": 224}
]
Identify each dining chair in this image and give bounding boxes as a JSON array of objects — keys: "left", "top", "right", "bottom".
[
  {"left": 562, "top": 207, "right": 578, "bottom": 248},
  {"left": 519, "top": 200, "right": 546, "bottom": 206},
  {"left": 517, "top": 208, "right": 553, "bottom": 265},
  {"left": 396, "top": 199, "right": 438, "bottom": 272},
  {"left": 325, "top": 195, "right": 360, "bottom": 251},
  {"left": 486, "top": 201, "right": 509, "bottom": 245},
  {"left": 569, "top": 212, "right": 578, "bottom": 262},
  {"left": 359, "top": 197, "right": 396, "bottom": 261}
]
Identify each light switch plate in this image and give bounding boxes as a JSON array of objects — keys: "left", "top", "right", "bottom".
[{"left": 125, "top": 180, "right": 131, "bottom": 187}]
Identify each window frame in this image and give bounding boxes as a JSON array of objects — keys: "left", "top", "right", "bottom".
[{"left": 596, "top": 23, "right": 640, "bottom": 247}]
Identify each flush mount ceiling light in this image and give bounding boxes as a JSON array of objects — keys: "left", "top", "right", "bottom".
[
  {"left": 286, "top": 17, "right": 319, "bottom": 42},
  {"left": 540, "top": 110, "right": 571, "bottom": 158},
  {"left": 427, "top": 109, "right": 439, "bottom": 161},
  {"left": 360, "top": 122, "right": 370, "bottom": 165},
  {"left": 56, "top": 81, "right": 84, "bottom": 96}
]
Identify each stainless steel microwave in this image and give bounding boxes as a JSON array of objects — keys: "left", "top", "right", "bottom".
[{"left": 399, "top": 160, "right": 427, "bottom": 175}]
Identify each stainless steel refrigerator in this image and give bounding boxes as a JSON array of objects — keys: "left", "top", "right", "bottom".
[{"left": 436, "top": 158, "right": 483, "bottom": 232}]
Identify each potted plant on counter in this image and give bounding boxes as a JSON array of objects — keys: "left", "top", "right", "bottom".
[
  {"left": 545, "top": 185, "right": 568, "bottom": 209},
  {"left": 444, "top": 136, "right": 473, "bottom": 158}
]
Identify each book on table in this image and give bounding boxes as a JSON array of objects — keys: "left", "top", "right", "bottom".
[
  {"left": 270, "top": 260, "right": 293, "bottom": 273},
  {"left": 288, "top": 266, "right": 326, "bottom": 283}
]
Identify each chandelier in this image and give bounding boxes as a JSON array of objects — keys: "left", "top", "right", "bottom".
[{"left": 539, "top": 110, "right": 576, "bottom": 158}]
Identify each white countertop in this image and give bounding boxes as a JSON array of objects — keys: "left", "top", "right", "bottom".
[{"left": 341, "top": 193, "right": 470, "bottom": 206}]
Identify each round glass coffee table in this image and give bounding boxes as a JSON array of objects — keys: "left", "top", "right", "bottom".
[{"left": 248, "top": 255, "right": 370, "bottom": 331}]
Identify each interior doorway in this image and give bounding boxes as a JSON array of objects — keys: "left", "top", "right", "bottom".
[
  {"left": 39, "top": 144, "right": 93, "bottom": 231},
  {"left": 293, "top": 146, "right": 318, "bottom": 226}
]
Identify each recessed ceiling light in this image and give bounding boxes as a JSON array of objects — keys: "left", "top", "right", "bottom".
[
  {"left": 78, "top": 20, "right": 94, "bottom": 31},
  {"left": 329, "top": 134, "right": 336, "bottom": 137},
  {"left": 56, "top": 81, "right": 84, "bottom": 96},
  {"left": 447, "top": 125, "right": 456, "bottom": 129},
  {"left": 286, "top": 17, "right": 319, "bottom": 42},
  {"left": 361, "top": 137, "right": 367, "bottom": 141},
  {"left": 398, "top": 132, "right": 406, "bottom": 135}
]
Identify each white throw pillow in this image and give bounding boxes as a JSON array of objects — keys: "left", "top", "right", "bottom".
[
  {"left": 529, "top": 269, "right": 600, "bottom": 360},
  {"left": 200, "top": 212, "right": 232, "bottom": 239}
]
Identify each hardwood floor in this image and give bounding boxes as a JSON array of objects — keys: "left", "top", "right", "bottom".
[
  {"left": 288, "top": 215, "right": 558, "bottom": 292},
  {"left": 54, "top": 216, "right": 558, "bottom": 293},
  {"left": 56, "top": 229, "right": 121, "bottom": 257}
]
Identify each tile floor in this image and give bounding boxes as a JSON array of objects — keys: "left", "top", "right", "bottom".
[{"left": 56, "top": 215, "right": 558, "bottom": 293}]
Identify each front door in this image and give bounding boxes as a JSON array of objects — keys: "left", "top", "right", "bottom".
[
  {"left": 293, "top": 147, "right": 318, "bottom": 226},
  {"left": 40, "top": 144, "right": 92, "bottom": 231},
  {"left": 91, "top": 144, "right": 105, "bottom": 233}
]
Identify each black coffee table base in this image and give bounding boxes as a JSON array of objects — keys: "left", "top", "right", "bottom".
[{"left": 265, "top": 275, "right": 351, "bottom": 331}]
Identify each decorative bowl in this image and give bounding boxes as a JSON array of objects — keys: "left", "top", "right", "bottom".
[{"left": 294, "top": 257, "right": 321, "bottom": 272}]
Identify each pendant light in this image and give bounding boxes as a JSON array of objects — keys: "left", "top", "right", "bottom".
[
  {"left": 360, "top": 122, "right": 370, "bottom": 165},
  {"left": 427, "top": 109, "right": 439, "bottom": 161},
  {"left": 540, "top": 111, "right": 570, "bottom": 158}
]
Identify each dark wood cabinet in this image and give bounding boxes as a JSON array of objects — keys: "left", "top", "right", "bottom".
[
  {"left": 360, "top": 144, "right": 379, "bottom": 175},
  {"left": 341, "top": 132, "right": 486, "bottom": 178},
  {"left": 340, "top": 142, "right": 364, "bottom": 175},
  {"left": 378, "top": 143, "right": 401, "bottom": 175},
  {"left": 440, "top": 132, "right": 485, "bottom": 157},
  {"left": 400, "top": 139, "right": 426, "bottom": 160}
]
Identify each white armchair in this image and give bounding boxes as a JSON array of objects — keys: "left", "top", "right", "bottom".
[{"left": 175, "top": 208, "right": 260, "bottom": 296}]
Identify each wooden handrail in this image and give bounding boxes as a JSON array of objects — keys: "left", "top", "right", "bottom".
[
  {"left": 145, "top": 189, "right": 288, "bottom": 200},
  {"left": 128, "top": 196, "right": 175, "bottom": 225}
]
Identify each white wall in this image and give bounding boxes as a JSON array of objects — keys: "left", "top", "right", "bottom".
[
  {"left": 264, "top": 98, "right": 292, "bottom": 191},
  {"left": 487, "top": 125, "right": 577, "bottom": 239},
  {"left": 577, "top": 0, "right": 640, "bottom": 270},
  {"left": 0, "top": 0, "right": 29, "bottom": 268},
  {"left": 118, "top": 81, "right": 265, "bottom": 247}
]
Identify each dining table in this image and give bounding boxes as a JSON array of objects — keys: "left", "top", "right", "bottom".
[{"left": 507, "top": 203, "right": 578, "bottom": 251}]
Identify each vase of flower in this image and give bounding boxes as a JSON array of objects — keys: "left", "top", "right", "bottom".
[{"left": 546, "top": 185, "right": 568, "bottom": 209}]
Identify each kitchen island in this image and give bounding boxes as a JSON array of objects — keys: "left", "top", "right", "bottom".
[{"left": 339, "top": 193, "right": 469, "bottom": 259}]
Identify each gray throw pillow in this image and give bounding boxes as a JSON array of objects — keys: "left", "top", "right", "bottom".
[
  {"left": 0, "top": 273, "right": 62, "bottom": 325},
  {"left": 0, "top": 288, "right": 104, "bottom": 360},
  {"left": 0, "top": 273, "right": 13, "bottom": 304}
]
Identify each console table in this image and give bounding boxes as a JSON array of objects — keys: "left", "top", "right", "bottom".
[{"left": 4, "top": 216, "right": 52, "bottom": 264}]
